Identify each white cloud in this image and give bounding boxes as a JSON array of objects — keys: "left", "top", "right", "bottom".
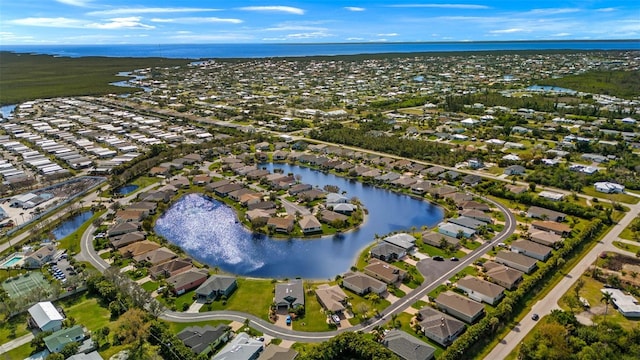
[
  {"left": 389, "top": 4, "right": 490, "bottom": 9},
  {"left": 346, "top": 37, "right": 364, "bottom": 40},
  {"left": 9, "top": 16, "right": 154, "bottom": 30},
  {"left": 88, "top": 7, "right": 220, "bottom": 16},
  {"left": 150, "top": 17, "right": 243, "bottom": 24},
  {"left": 526, "top": 8, "right": 581, "bottom": 15},
  {"left": 377, "top": 33, "right": 398, "bottom": 37},
  {"left": 286, "top": 31, "right": 331, "bottom": 39},
  {"left": 9, "top": 17, "right": 87, "bottom": 28},
  {"left": 56, "top": 0, "right": 93, "bottom": 7},
  {"left": 345, "top": 7, "right": 365, "bottom": 12},
  {"left": 238, "top": 6, "right": 305, "bottom": 15},
  {"left": 489, "top": 28, "right": 528, "bottom": 34},
  {"left": 169, "top": 33, "right": 254, "bottom": 42},
  {"left": 86, "top": 17, "right": 155, "bottom": 30},
  {"left": 551, "top": 32, "right": 572, "bottom": 37},
  {"left": 264, "top": 25, "right": 327, "bottom": 31},
  {"left": 596, "top": 8, "right": 617, "bottom": 12}
]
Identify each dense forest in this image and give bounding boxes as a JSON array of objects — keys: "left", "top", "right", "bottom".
[
  {"left": 0, "top": 52, "right": 189, "bottom": 105},
  {"left": 539, "top": 70, "right": 640, "bottom": 99},
  {"left": 309, "top": 122, "right": 470, "bottom": 166}
]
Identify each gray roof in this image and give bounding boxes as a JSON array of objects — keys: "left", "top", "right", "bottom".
[
  {"left": 213, "top": 332, "right": 263, "bottom": 360},
  {"left": 448, "top": 216, "right": 484, "bottom": 230},
  {"left": 418, "top": 307, "right": 466, "bottom": 346},
  {"left": 195, "top": 275, "right": 237, "bottom": 296},
  {"left": 67, "top": 352, "right": 103, "bottom": 360},
  {"left": 274, "top": 280, "right": 304, "bottom": 307},
  {"left": 371, "top": 242, "right": 406, "bottom": 258},
  {"left": 178, "top": 324, "right": 230, "bottom": 354},
  {"left": 383, "top": 233, "right": 416, "bottom": 249},
  {"left": 383, "top": 329, "right": 435, "bottom": 360}
]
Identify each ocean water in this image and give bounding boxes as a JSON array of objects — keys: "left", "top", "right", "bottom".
[{"left": 1, "top": 40, "right": 638, "bottom": 59}]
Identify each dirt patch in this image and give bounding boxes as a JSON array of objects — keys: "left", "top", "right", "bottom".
[{"left": 602, "top": 253, "right": 640, "bottom": 271}]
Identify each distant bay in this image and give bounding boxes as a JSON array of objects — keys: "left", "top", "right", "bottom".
[{"left": 1, "top": 40, "right": 638, "bottom": 59}]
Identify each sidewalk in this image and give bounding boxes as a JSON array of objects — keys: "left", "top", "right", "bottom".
[{"left": 0, "top": 332, "right": 34, "bottom": 355}]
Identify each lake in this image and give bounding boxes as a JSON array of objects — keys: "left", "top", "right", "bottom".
[
  {"left": 116, "top": 184, "right": 139, "bottom": 195},
  {"left": 52, "top": 210, "right": 93, "bottom": 240},
  {"left": 154, "top": 164, "right": 444, "bottom": 279}
]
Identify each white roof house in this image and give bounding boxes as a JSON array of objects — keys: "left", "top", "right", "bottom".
[
  {"left": 594, "top": 182, "right": 625, "bottom": 194},
  {"left": 601, "top": 289, "right": 640, "bottom": 318},
  {"left": 28, "top": 301, "right": 64, "bottom": 331}
]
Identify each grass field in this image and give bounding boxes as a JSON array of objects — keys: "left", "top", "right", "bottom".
[
  {"left": 612, "top": 240, "right": 640, "bottom": 254},
  {"left": 0, "top": 52, "right": 190, "bottom": 105},
  {"left": 581, "top": 187, "right": 640, "bottom": 204},
  {"left": 202, "top": 278, "right": 274, "bottom": 321}
]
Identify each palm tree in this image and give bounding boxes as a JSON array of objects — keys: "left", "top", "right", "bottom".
[{"left": 601, "top": 291, "right": 613, "bottom": 323}]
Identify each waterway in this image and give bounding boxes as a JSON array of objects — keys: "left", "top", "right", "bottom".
[
  {"left": 110, "top": 71, "right": 152, "bottom": 92},
  {"left": 52, "top": 210, "right": 93, "bottom": 240},
  {"left": 0, "top": 104, "right": 17, "bottom": 119},
  {"left": 154, "top": 163, "right": 444, "bottom": 279},
  {"left": 526, "top": 85, "right": 577, "bottom": 94}
]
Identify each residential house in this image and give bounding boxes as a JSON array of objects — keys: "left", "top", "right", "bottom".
[
  {"left": 28, "top": 302, "right": 64, "bottom": 332},
  {"left": 435, "top": 291, "right": 485, "bottom": 324},
  {"left": 504, "top": 165, "right": 525, "bottom": 176},
  {"left": 193, "top": 175, "right": 211, "bottom": 185},
  {"left": 448, "top": 216, "right": 484, "bottom": 231},
  {"left": 267, "top": 216, "right": 295, "bottom": 233},
  {"left": 315, "top": 284, "right": 348, "bottom": 313},
  {"left": 326, "top": 193, "right": 349, "bottom": 206},
  {"left": 119, "top": 240, "right": 160, "bottom": 258},
  {"left": 149, "top": 258, "right": 193, "bottom": 280},
  {"left": 195, "top": 275, "right": 238, "bottom": 303},
  {"left": 318, "top": 210, "right": 348, "bottom": 224},
  {"left": 438, "top": 222, "right": 475, "bottom": 239},
  {"left": 495, "top": 251, "right": 538, "bottom": 274},
  {"left": 531, "top": 221, "right": 571, "bottom": 237},
  {"left": 274, "top": 280, "right": 305, "bottom": 310},
  {"left": 288, "top": 183, "right": 312, "bottom": 195},
  {"left": 483, "top": 261, "right": 523, "bottom": 290},
  {"left": 511, "top": 240, "right": 552, "bottom": 261},
  {"left": 417, "top": 307, "right": 465, "bottom": 347},
  {"left": 421, "top": 231, "right": 460, "bottom": 248},
  {"left": 107, "top": 222, "right": 140, "bottom": 237},
  {"left": 167, "top": 268, "right": 209, "bottom": 295},
  {"left": 383, "top": 329, "right": 435, "bottom": 360},
  {"left": 133, "top": 247, "right": 177, "bottom": 265},
  {"left": 127, "top": 201, "right": 157, "bottom": 215},
  {"left": 299, "top": 215, "right": 322, "bottom": 234},
  {"left": 538, "top": 191, "right": 564, "bottom": 201},
  {"left": 364, "top": 260, "right": 407, "bottom": 284},
  {"left": 258, "top": 344, "right": 298, "bottom": 360},
  {"left": 206, "top": 179, "right": 231, "bottom": 191},
  {"left": 23, "top": 244, "right": 57, "bottom": 269},
  {"left": 273, "top": 151, "right": 289, "bottom": 161},
  {"left": 600, "top": 288, "right": 640, "bottom": 318},
  {"left": 526, "top": 206, "right": 566, "bottom": 222},
  {"left": 214, "top": 183, "right": 244, "bottom": 197},
  {"left": 44, "top": 325, "right": 86, "bottom": 353},
  {"left": 594, "top": 182, "right": 625, "bottom": 194},
  {"left": 529, "top": 231, "right": 563, "bottom": 247},
  {"left": 341, "top": 272, "right": 386, "bottom": 295},
  {"left": 213, "top": 332, "right": 263, "bottom": 360},
  {"left": 115, "top": 209, "right": 146, "bottom": 223},
  {"left": 383, "top": 233, "right": 416, "bottom": 252},
  {"left": 332, "top": 203, "right": 356, "bottom": 214},
  {"left": 456, "top": 276, "right": 505, "bottom": 305},
  {"left": 458, "top": 201, "right": 490, "bottom": 212},
  {"left": 109, "top": 231, "right": 145, "bottom": 249},
  {"left": 462, "top": 174, "right": 482, "bottom": 186},
  {"left": 149, "top": 166, "right": 170, "bottom": 177},
  {"left": 370, "top": 242, "right": 406, "bottom": 262},
  {"left": 459, "top": 209, "right": 492, "bottom": 224}
]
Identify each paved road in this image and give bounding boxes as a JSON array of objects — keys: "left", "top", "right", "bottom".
[
  {"left": 0, "top": 333, "right": 34, "bottom": 355},
  {"left": 485, "top": 192, "right": 640, "bottom": 359}
]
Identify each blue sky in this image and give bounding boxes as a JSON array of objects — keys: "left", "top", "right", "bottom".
[{"left": 1, "top": 1, "right": 638, "bottom": 44}]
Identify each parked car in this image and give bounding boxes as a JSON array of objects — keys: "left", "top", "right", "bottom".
[
  {"left": 531, "top": 313, "right": 539, "bottom": 321},
  {"left": 331, "top": 314, "right": 341, "bottom": 324},
  {"left": 286, "top": 316, "right": 292, "bottom": 326},
  {"left": 450, "top": 257, "right": 459, "bottom": 261},
  {"left": 433, "top": 256, "right": 444, "bottom": 261}
]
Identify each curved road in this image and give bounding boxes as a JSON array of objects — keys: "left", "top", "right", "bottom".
[{"left": 78, "top": 185, "right": 516, "bottom": 342}]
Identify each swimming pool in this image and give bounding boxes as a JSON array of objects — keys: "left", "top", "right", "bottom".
[{"left": 0, "top": 254, "right": 24, "bottom": 269}]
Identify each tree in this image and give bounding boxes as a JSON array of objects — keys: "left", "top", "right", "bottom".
[
  {"left": 45, "top": 354, "right": 64, "bottom": 360},
  {"left": 601, "top": 291, "right": 613, "bottom": 323},
  {"left": 60, "top": 342, "right": 80, "bottom": 358},
  {"left": 31, "top": 331, "right": 53, "bottom": 352}
]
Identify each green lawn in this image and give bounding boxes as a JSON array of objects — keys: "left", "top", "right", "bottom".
[
  {"left": 448, "top": 266, "right": 479, "bottom": 283},
  {"left": 619, "top": 217, "right": 639, "bottom": 241},
  {"left": 427, "top": 284, "right": 449, "bottom": 300},
  {"left": 292, "top": 289, "right": 335, "bottom": 332},
  {"left": 581, "top": 187, "right": 640, "bottom": 204},
  {"left": 3, "top": 343, "right": 34, "bottom": 360},
  {"left": 141, "top": 280, "right": 159, "bottom": 292},
  {"left": 202, "top": 278, "right": 274, "bottom": 320},
  {"left": 0, "top": 312, "right": 30, "bottom": 341},
  {"left": 130, "top": 176, "right": 162, "bottom": 191},
  {"left": 612, "top": 241, "right": 640, "bottom": 255},
  {"left": 415, "top": 241, "right": 466, "bottom": 259},
  {"left": 346, "top": 288, "right": 391, "bottom": 326}
]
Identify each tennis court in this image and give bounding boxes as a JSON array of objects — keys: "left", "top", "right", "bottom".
[{"left": 2, "top": 271, "right": 51, "bottom": 299}]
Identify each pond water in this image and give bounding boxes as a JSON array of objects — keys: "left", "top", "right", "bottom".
[
  {"left": 110, "top": 71, "right": 152, "bottom": 92},
  {"left": 155, "top": 164, "right": 444, "bottom": 279},
  {"left": 1, "top": 104, "right": 17, "bottom": 119},
  {"left": 52, "top": 211, "right": 93, "bottom": 240},
  {"left": 116, "top": 184, "right": 139, "bottom": 195},
  {"left": 526, "top": 85, "right": 577, "bottom": 94}
]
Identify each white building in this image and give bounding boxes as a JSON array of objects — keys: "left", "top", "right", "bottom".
[
  {"left": 594, "top": 182, "right": 625, "bottom": 194},
  {"left": 601, "top": 289, "right": 640, "bottom": 318},
  {"left": 28, "top": 302, "right": 64, "bottom": 332}
]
